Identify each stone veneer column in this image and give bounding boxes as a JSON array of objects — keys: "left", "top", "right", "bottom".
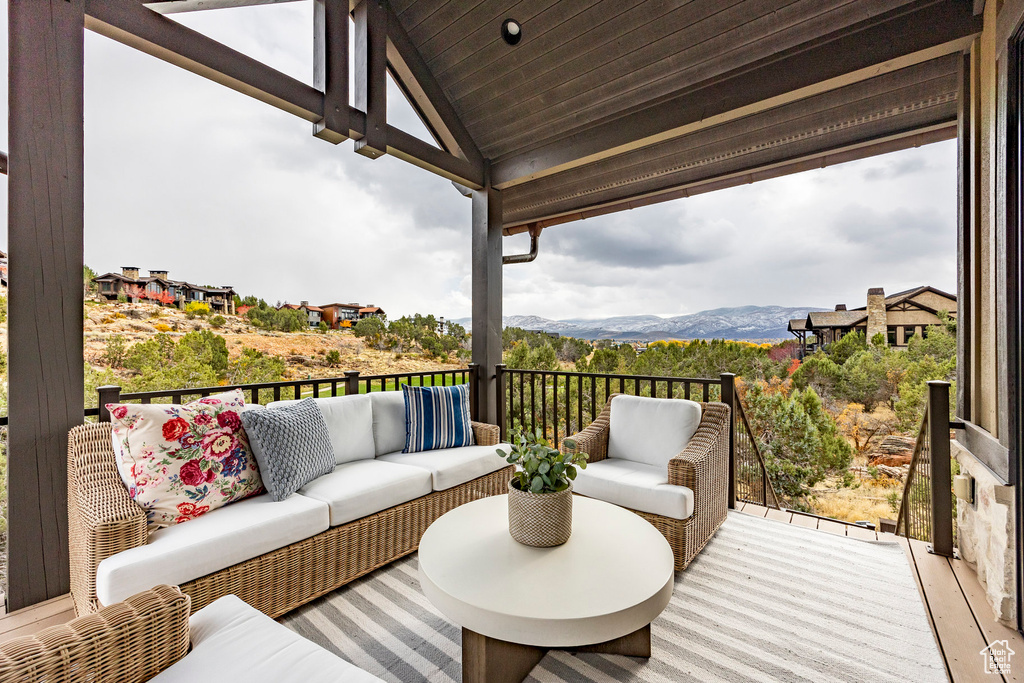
[{"left": 866, "top": 287, "right": 887, "bottom": 345}]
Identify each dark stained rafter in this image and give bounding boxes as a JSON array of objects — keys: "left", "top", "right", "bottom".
[
  {"left": 353, "top": 0, "right": 387, "bottom": 158},
  {"left": 313, "top": 0, "right": 350, "bottom": 144}
]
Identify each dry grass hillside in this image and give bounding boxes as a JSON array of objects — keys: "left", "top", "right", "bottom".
[{"left": 83, "top": 300, "right": 460, "bottom": 383}]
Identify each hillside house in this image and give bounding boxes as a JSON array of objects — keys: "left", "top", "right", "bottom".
[
  {"left": 789, "top": 286, "right": 957, "bottom": 356},
  {"left": 92, "top": 267, "right": 236, "bottom": 314},
  {"left": 280, "top": 301, "right": 324, "bottom": 328},
  {"left": 358, "top": 306, "right": 386, "bottom": 319},
  {"left": 320, "top": 303, "right": 362, "bottom": 329}
]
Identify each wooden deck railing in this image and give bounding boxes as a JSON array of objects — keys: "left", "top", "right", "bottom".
[
  {"left": 495, "top": 366, "right": 779, "bottom": 509},
  {"left": 896, "top": 380, "right": 956, "bottom": 556}
]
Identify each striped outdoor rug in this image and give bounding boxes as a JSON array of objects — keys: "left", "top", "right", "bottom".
[{"left": 281, "top": 511, "right": 945, "bottom": 682}]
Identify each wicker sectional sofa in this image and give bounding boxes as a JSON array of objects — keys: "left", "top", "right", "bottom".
[{"left": 68, "top": 390, "right": 513, "bottom": 618}]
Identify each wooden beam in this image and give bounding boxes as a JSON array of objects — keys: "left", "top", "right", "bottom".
[
  {"left": 387, "top": 126, "right": 483, "bottom": 189},
  {"left": 353, "top": 0, "right": 386, "bottom": 158},
  {"left": 503, "top": 123, "right": 956, "bottom": 235},
  {"left": 313, "top": 0, "right": 349, "bottom": 144},
  {"left": 490, "top": 0, "right": 981, "bottom": 189},
  {"left": 7, "top": 0, "right": 85, "bottom": 610},
  {"left": 384, "top": 0, "right": 483, "bottom": 169},
  {"left": 472, "top": 165, "right": 502, "bottom": 424},
  {"left": 145, "top": 0, "right": 302, "bottom": 12},
  {"left": 85, "top": 0, "right": 324, "bottom": 123}
]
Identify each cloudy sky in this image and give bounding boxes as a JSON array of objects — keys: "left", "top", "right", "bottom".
[{"left": 0, "top": 2, "right": 957, "bottom": 320}]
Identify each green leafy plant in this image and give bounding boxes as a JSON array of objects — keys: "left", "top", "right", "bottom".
[
  {"left": 209, "top": 314, "right": 226, "bottom": 329},
  {"left": 498, "top": 429, "right": 587, "bottom": 494}
]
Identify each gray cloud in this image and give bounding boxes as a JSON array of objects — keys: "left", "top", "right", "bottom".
[{"left": 861, "top": 155, "right": 929, "bottom": 180}]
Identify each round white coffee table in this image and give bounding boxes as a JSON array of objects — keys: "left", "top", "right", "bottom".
[{"left": 418, "top": 494, "right": 674, "bottom": 683}]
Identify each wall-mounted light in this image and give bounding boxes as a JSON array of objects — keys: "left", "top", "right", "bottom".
[{"left": 501, "top": 19, "right": 522, "bottom": 46}]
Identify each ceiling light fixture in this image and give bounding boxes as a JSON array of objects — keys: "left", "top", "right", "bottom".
[{"left": 501, "top": 19, "right": 522, "bottom": 46}]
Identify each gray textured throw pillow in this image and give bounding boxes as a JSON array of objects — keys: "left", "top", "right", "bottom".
[{"left": 240, "top": 398, "right": 335, "bottom": 502}]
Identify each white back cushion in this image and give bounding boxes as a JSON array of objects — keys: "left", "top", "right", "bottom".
[
  {"left": 369, "top": 391, "right": 408, "bottom": 456},
  {"left": 607, "top": 395, "right": 702, "bottom": 468},
  {"left": 267, "top": 394, "right": 375, "bottom": 465}
]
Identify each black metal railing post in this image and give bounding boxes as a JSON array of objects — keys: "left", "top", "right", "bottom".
[
  {"left": 97, "top": 385, "right": 122, "bottom": 422},
  {"left": 468, "top": 363, "right": 480, "bottom": 421},
  {"left": 344, "top": 370, "right": 360, "bottom": 396},
  {"left": 720, "top": 372, "right": 736, "bottom": 510},
  {"left": 495, "top": 364, "right": 507, "bottom": 441},
  {"left": 928, "top": 380, "right": 954, "bottom": 557}
]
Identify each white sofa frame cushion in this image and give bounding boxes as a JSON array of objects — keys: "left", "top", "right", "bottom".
[
  {"left": 267, "top": 394, "right": 376, "bottom": 465},
  {"left": 96, "top": 493, "right": 329, "bottom": 606},
  {"left": 150, "top": 594, "right": 383, "bottom": 683},
  {"left": 572, "top": 458, "right": 694, "bottom": 520},
  {"left": 378, "top": 444, "right": 511, "bottom": 491},
  {"left": 298, "top": 459, "right": 433, "bottom": 527},
  {"left": 369, "top": 391, "right": 407, "bottom": 456},
  {"left": 607, "top": 394, "right": 702, "bottom": 468}
]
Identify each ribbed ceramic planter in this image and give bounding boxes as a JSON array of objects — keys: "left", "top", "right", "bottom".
[{"left": 507, "top": 480, "right": 573, "bottom": 547}]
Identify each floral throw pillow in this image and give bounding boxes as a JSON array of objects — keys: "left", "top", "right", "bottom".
[{"left": 108, "top": 389, "right": 264, "bottom": 530}]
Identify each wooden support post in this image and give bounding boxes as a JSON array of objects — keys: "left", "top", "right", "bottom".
[
  {"left": 97, "top": 386, "right": 122, "bottom": 422},
  {"left": 8, "top": 0, "right": 85, "bottom": 610},
  {"left": 472, "top": 166, "right": 502, "bottom": 425},
  {"left": 345, "top": 370, "right": 361, "bottom": 396},
  {"left": 353, "top": 0, "right": 386, "bottom": 158},
  {"left": 720, "top": 373, "right": 736, "bottom": 510},
  {"left": 467, "top": 363, "right": 480, "bottom": 421},
  {"left": 928, "top": 381, "right": 954, "bottom": 557},
  {"left": 313, "top": 0, "right": 349, "bottom": 144}
]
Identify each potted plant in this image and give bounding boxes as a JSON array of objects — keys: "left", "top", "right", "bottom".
[{"left": 497, "top": 429, "right": 588, "bottom": 547}]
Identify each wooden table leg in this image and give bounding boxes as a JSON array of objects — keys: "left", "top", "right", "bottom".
[
  {"left": 461, "top": 624, "right": 652, "bottom": 683},
  {"left": 462, "top": 628, "right": 546, "bottom": 683}
]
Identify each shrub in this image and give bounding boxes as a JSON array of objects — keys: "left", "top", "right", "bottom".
[
  {"left": 826, "top": 331, "right": 867, "bottom": 365},
  {"left": 176, "top": 330, "right": 228, "bottom": 376},
  {"left": 185, "top": 301, "right": 211, "bottom": 318},
  {"left": 103, "top": 334, "right": 128, "bottom": 368},
  {"left": 153, "top": 323, "right": 172, "bottom": 333},
  {"left": 353, "top": 316, "right": 387, "bottom": 348},
  {"left": 325, "top": 349, "right": 341, "bottom": 366},
  {"left": 228, "top": 347, "right": 286, "bottom": 385},
  {"left": 209, "top": 315, "right": 226, "bottom": 329}
]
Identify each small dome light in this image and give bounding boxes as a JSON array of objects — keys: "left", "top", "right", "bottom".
[{"left": 501, "top": 19, "right": 522, "bottom": 45}]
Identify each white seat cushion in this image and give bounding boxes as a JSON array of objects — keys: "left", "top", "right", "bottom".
[
  {"left": 267, "top": 394, "right": 375, "bottom": 465},
  {"left": 96, "top": 493, "right": 329, "bottom": 606},
  {"left": 368, "top": 391, "right": 407, "bottom": 456},
  {"left": 607, "top": 395, "right": 702, "bottom": 468},
  {"left": 377, "top": 444, "right": 510, "bottom": 491},
  {"left": 298, "top": 459, "right": 432, "bottom": 526},
  {"left": 150, "top": 594, "right": 383, "bottom": 683},
  {"left": 572, "top": 458, "right": 694, "bottom": 520}
]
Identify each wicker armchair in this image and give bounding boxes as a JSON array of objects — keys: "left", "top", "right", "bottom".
[
  {"left": 0, "top": 585, "right": 189, "bottom": 683},
  {"left": 563, "top": 393, "right": 730, "bottom": 570}
]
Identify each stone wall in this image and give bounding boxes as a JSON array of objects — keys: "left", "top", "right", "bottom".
[
  {"left": 866, "top": 287, "right": 887, "bottom": 344},
  {"left": 953, "top": 440, "right": 1016, "bottom": 625}
]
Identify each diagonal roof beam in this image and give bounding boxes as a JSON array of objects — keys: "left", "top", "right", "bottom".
[
  {"left": 84, "top": 0, "right": 483, "bottom": 187},
  {"left": 383, "top": 1, "right": 483, "bottom": 169},
  {"left": 489, "top": 0, "right": 981, "bottom": 190}
]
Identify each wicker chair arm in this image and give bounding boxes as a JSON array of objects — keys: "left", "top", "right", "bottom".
[
  {"left": 0, "top": 584, "right": 189, "bottom": 683},
  {"left": 471, "top": 421, "right": 501, "bottom": 446},
  {"left": 562, "top": 394, "right": 615, "bottom": 463},
  {"left": 668, "top": 402, "right": 730, "bottom": 506},
  {"left": 68, "top": 423, "right": 148, "bottom": 615}
]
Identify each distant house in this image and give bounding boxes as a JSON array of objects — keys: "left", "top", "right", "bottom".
[
  {"left": 93, "top": 267, "right": 236, "bottom": 314},
  {"left": 789, "top": 286, "right": 957, "bottom": 357},
  {"left": 279, "top": 301, "right": 324, "bottom": 328},
  {"left": 320, "top": 303, "right": 362, "bottom": 329},
  {"left": 358, "top": 306, "right": 386, "bottom": 319}
]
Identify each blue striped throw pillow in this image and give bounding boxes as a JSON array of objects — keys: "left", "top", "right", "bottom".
[{"left": 402, "top": 384, "right": 475, "bottom": 453}]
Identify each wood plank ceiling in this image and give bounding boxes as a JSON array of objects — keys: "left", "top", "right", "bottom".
[{"left": 389, "top": 0, "right": 978, "bottom": 231}]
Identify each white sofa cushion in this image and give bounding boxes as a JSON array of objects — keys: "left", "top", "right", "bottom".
[
  {"left": 268, "top": 394, "right": 376, "bottom": 465},
  {"left": 298, "top": 459, "right": 432, "bottom": 526},
  {"left": 607, "top": 395, "right": 702, "bottom": 468},
  {"left": 150, "top": 594, "right": 383, "bottom": 683},
  {"left": 572, "top": 457, "right": 694, "bottom": 520},
  {"left": 96, "top": 493, "right": 329, "bottom": 606},
  {"left": 377, "top": 444, "right": 510, "bottom": 491},
  {"left": 368, "top": 391, "right": 407, "bottom": 456}
]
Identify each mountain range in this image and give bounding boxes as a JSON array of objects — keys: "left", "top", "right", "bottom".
[{"left": 454, "top": 305, "right": 828, "bottom": 342}]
